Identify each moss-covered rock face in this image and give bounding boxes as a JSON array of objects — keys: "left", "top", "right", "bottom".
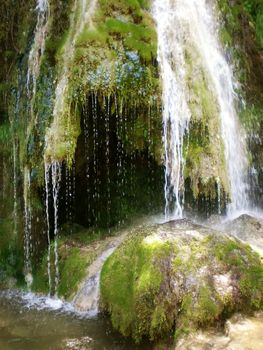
[
  {"left": 31, "top": 222, "right": 140, "bottom": 300},
  {"left": 44, "top": 0, "right": 161, "bottom": 165},
  {"left": 100, "top": 220, "right": 263, "bottom": 344},
  {"left": 32, "top": 225, "right": 116, "bottom": 299}
]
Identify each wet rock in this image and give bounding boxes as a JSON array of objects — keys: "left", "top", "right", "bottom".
[
  {"left": 100, "top": 219, "right": 263, "bottom": 343},
  {"left": 73, "top": 227, "right": 129, "bottom": 313},
  {"left": 175, "top": 312, "right": 263, "bottom": 350},
  {"left": 63, "top": 336, "right": 93, "bottom": 350},
  {"left": 220, "top": 214, "right": 263, "bottom": 257}
]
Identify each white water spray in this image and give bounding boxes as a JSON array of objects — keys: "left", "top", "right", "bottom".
[
  {"left": 22, "top": 0, "right": 49, "bottom": 291},
  {"left": 153, "top": 0, "right": 191, "bottom": 219},
  {"left": 27, "top": 0, "right": 49, "bottom": 98},
  {"left": 52, "top": 0, "right": 97, "bottom": 123},
  {"left": 216, "top": 177, "right": 222, "bottom": 215},
  {"left": 13, "top": 140, "right": 18, "bottom": 237},
  {"left": 23, "top": 167, "right": 33, "bottom": 289},
  {"left": 51, "top": 161, "right": 62, "bottom": 295},
  {"left": 153, "top": 0, "right": 249, "bottom": 217},
  {"left": 44, "top": 162, "right": 52, "bottom": 294}
]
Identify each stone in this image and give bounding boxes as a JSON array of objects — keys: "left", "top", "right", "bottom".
[{"left": 100, "top": 219, "right": 263, "bottom": 343}]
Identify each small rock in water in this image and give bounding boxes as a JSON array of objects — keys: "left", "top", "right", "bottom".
[
  {"left": 63, "top": 336, "right": 93, "bottom": 350},
  {"left": 175, "top": 313, "right": 263, "bottom": 350},
  {"left": 25, "top": 272, "right": 33, "bottom": 287}
]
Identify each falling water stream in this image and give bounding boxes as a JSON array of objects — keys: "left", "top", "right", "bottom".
[
  {"left": 22, "top": 0, "right": 50, "bottom": 287},
  {"left": 27, "top": 0, "right": 49, "bottom": 99},
  {"left": 153, "top": 0, "right": 191, "bottom": 219},
  {"left": 23, "top": 167, "right": 33, "bottom": 289},
  {"left": 153, "top": 0, "right": 250, "bottom": 218},
  {"left": 51, "top": 162, "right": 62, "bottom": 295},
  {"left": 51, "top": 0, "right": 97, "bottom": 124},
  {"left": 13, "top": 140, "right": 18, "bottom": 237},
  {"left": 44, "top": 163, "right": 52, "bottom": 294}
]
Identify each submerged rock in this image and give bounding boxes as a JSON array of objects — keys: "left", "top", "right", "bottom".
[
  {"left": 100, "top": 219, "right": 263, "bottom": 344},
  {"left": 175, "top": 312, "right": 263, "bottom": 350},
  {"left": 62, "top": 336, "right": 93, "bottom": 350}
]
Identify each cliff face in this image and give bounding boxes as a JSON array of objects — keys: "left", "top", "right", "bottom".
[{"left": 0, "top": 0, "right": 262, "bottom": 285}]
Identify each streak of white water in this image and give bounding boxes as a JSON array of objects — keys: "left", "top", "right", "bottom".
[
  {"left": 52, "top": 0, "right": 97, "bottom": 122},
  {"left": 27, "top": 0, "right": 49, "bottom": 98},
  {"left": 153, "top": 0, "right": 191, "bottom": 220},
  {"left": 153, "top": 0, "right": 249, "bottom": 217},
  {"left": 73, "top": 246, "right": 116, "bottom": 315},
  {"left": 51, "top": 161, "right": 62, "bottom": 295},
  {"left": 44, "top": 163, "right": 52, "bottom": 294},
  {"left": 105, "top": 95, "right": 111, "bottom": 229},
  {"left": 23, "top": 167, "right": 33, "bottom": 290},
  {"left": 23, "top": 0, "right": 49, "bottom": 290},
  {"left": 216, "top": 177, "right": 222, "bottom": 215},
  {"left": 13, "top": 140, "right": 18, "bottom": 237}
]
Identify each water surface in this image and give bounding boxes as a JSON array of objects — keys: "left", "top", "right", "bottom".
[{"left": 0, "top": 290, "right": 149, "bottom": 350}]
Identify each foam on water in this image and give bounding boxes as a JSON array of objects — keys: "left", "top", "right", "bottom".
[{"left": 0, "top": 290, "right": 99, "bottom": 318}]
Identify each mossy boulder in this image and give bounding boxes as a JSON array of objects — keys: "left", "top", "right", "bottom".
[{"left": 100, "top": 219, "right": 263, "bottom": 344}]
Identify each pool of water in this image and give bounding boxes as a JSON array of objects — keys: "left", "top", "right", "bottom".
[{"left": 0, "top": 290, "right": 150, "bottom": 350}]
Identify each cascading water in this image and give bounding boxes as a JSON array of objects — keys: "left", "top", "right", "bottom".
[
  {"left": 115, "top": 96, "right": 123, "bottom": 225},
  {"left": 52, "top": 0, "right": 97, "bottom": 124},
  {"left": 27, "top": 0, "right": 49, "bottom": 99},
  {"left": 13, "top": 140, "right": 18, "bottom": 237},
  {"left": 44, "top": 163, "right": 52, "bottom": 294},
  {"left": 42, "top": 0, "right": 97, "bottom": 293},
  {"left": 153, "top": 0, "right": 250, "bottom": 218},
  {"left": 216, "top": 177, "right": 222, "bottom": 215},
  {"left": 51, "top": 161, "right": 62, "bottom": 295},
  {"left": 23, "top": 167, "right": 33, "bottom": 289},
  {"left": 92, "top": 93, "right": 99, "bottom": 227},
  {"left": 104, "top": 96, "right": 111, "bottom": 230},
  {"left": 153, "top": 0, "right": 191, "bottom": 220},
  {"left": 22, "top": 0, "right": 50, "bottom": 289}
]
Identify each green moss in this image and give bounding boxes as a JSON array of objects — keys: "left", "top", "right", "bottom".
[
  {"left": 45, "top": 109, "right": 81, "bottom": 166},
  {"left": 0, "top": 123, "right": 11, "bottom": 142},
  {"left": 101, "top": 225, "right": 263, "bottom": 344},
  {"left": 101, "top": 231, "right": 173, "bottom": 342},
  {"left": 58, "top": 247, "right": 89, "bottom": 299},
  {"left": 76, "top": 28, "right": 107, "bottom": 47},
  {"left": 0, "top": 218, "right": 24, "bottom": 287},
  {"left": 41, "top": 0, "right": 160, "bottom": 166},
  {"left": 33, "top": 237, "right": 94, "bottom": 299}
]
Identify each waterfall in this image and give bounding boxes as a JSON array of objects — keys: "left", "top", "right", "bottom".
[
  {"left": 104, "top": 96, "right": 111, "bottom": 230},
  {"left": 23, "top": 167, "right": 33, "bottom": 289},
  {"left": 13, "top": 140, "right": 18, "bottom": 237},
  {"left": 51, "top": 161, "right": 62, "bottom": 295},
  {"left": 153, "top": 0, "right": 249, "bottom": 218},
  {"left": 92, "top": 93, "right": 99, "bottom": 227},
  {"left": 216, "top": 177, "right": 222, "bottom": 215},
  {"left": 52, "top": 0, "right": 97, "bottom": 125},
  {"left": 153, "top": 0, "right": 191, "bottom": 219},
  {"left": 27, "top": 0, "right": 49, "bottom": 99},
  {"left": 22, "top": 0, "right": 50, "bottom": 290},
  {"left": 44, "top": 163, "right": 52, "bottom": 294}
]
